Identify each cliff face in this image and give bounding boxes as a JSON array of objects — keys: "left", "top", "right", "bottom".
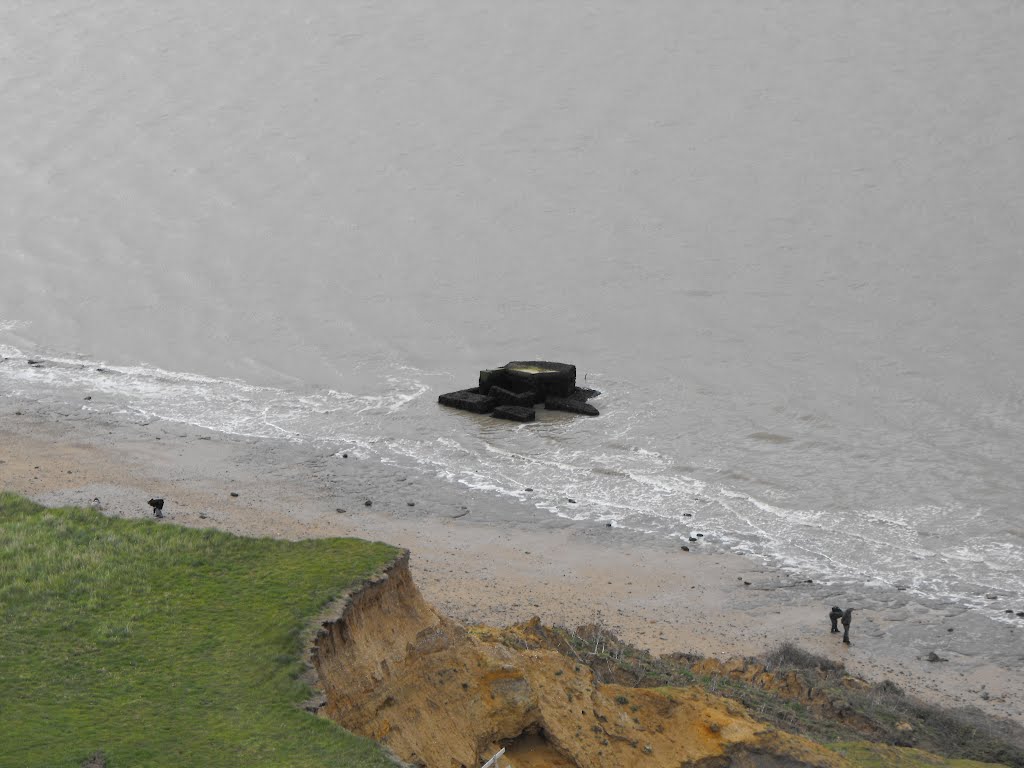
[{"left": 310, "top": 553, "right": 851, "bottom": 768}]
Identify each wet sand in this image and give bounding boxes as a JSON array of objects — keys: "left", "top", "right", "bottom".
[{"left": 2, "top": 394, "right": 1022, "bottom": 725}]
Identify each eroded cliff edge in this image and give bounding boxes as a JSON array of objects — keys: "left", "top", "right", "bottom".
[{"left": 308, "top": 552, "right": 850, "bottom": 768}]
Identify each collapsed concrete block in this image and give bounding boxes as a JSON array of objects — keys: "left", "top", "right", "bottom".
[
  {"left": 478, "top": 361, "right": 575, "bottom": 399},
  {"left": 489, "top": 386, "right": 536, "bottom": 408},
  {"left": 545, "top": 396, "right": 599, "bottom": 417},
  {"left": 568, "top": 387, "right": 601, "bottom": 402},
  {"left": 446, "top": 362, "right": 596, "bottom": 420},
  {"left": 491, "top": 405, "right": 536, "bottom": 422},
  {"left": 478, "top": 369, "right": 506, "bottom": 395},
  {"left": 438, "top": 389, "right": 496, "bottom": 414},
  {"left": 501, "top": 361, "right": 576, "bottom": 398}
]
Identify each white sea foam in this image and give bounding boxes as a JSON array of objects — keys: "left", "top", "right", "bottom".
[{"left": 0, "top": 345, "right": 427, "bottom": 446}]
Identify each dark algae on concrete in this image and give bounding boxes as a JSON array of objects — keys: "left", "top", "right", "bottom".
[{"left": 439, "top": 360, "right": 601, "bottom": 420}]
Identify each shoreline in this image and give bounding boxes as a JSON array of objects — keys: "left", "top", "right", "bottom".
[{"left": 2, "top": 393, "right": 1022, "bottom": 725}]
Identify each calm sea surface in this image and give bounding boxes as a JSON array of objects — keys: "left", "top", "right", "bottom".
[{"left": 3, "top": 2, "right": 1023, "bottom": 617}]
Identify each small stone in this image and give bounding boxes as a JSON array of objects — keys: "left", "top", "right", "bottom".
[
  {"left": 407, "top": 501, "right": 415, "bottom": 507},
  {"left": 1016, "top": 612, "right": 1024, "bottom": 618},
  {"left": 230, "top": 492, "right": 239, "bottom": 497},
  {"left": 364, "top": 500, "right": 372, "bottom": 507},
  {"left": 342, "top": 453, "right": 348, "bottom": 458},
  {"left": 926, "top": 651, "right": 948, "bottom": 662},
  {"left": 525, "top": 488, "right": 533, "bottom": 492},
  {"left": 681, "top": 546, "right": 689, "bottom": 552},
  {"left": 605, "top": 522, "right": 612, "bottom": 527},
  {"left": 947, "top": 628, "right": 954, "bottom": 632},
  {"left": 336, "top": 508, "right": 346, "bottom": 514},
  {"left": 84, "top": 396, "right": 92, "bottom": 400},
  {"left": 689, "top": 537, "right": 697, "bottom": 542},
  {"left": 198, "top": 513, "right": 207, "bottom": 519},
  {"left": 743, "top": 581, "right": 751, "bottom": 586},
  {"left": 567, "top": 498, "right": 576, "bottom": 503},
  {"left": 696, "top": 533, "right": 703, "bottom": 537}
]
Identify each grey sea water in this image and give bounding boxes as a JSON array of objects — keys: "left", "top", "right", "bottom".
[{"left": 2, "top": 2, "right": 1023, "bottom": 623}]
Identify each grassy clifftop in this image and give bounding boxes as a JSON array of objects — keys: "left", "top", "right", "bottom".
[{"left": 0, "top": 492, "right": 401, "bottom": 768}]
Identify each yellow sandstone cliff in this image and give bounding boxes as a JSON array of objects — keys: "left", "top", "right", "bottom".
[{"left": 309, "top": 552, "right": 852, "bottom": 768}]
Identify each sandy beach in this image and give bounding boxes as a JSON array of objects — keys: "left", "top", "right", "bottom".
[{"left": 2, "top": 393, "right": 1022, "bottom": 726}]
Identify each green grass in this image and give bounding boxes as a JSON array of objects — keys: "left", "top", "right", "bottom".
[{"left": 0, "top": 492, "right": 401, "bottom": 768}]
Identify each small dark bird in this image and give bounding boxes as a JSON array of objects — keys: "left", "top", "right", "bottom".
[
  {"left": 148, "top": 498, "right": 164, "bottom": 518},
  {"left": 829, "top": 606, "right": 844, "bottom": 633},
  {"left": 841, "top": 608, "right": 854, "bottom": 644}
]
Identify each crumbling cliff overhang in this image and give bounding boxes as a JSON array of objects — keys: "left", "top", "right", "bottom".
[{"left": 306, "top": 554, "right": 851, "bottom": 768}]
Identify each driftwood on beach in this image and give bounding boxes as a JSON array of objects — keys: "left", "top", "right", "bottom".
[{"left": 438, "top": 361, "right": 600, "bottom": 420}]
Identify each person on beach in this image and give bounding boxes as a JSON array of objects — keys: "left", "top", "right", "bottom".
[
  {"left": 829, "top": 606, "right": 843, "bottom": 633},
  {"left": 841, "top": 608, "right": 853, "bottom": 644}
]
